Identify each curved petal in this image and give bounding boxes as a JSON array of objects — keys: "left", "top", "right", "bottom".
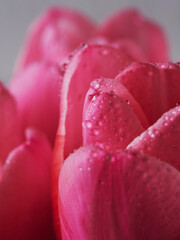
[
  {"left": 59, "top": 146, "right": 180, "bottom": 240},
  {"left": 10, "top": 62, "right": 61, "bottom": 145},
  {"left": 83, "top": 78, "right": 149, "bottom": 128},
  {"left": 116, "top": 62, "right": 167, "bottom": 124},
  {"left": 58, "top": 44, "right": 136, "bottom": 158},
  {"left": 97, "top": 8, "right": 169, "bottom": 61},
  {"left": 128, "top": 106, "right": 180, "bottom": 171},
  {"left": 83, "top": 91, "right": 144, "bottom": 153},
  {"left": 89, "top": 38, "right": 146, "bottom": 61},
  {"left": 0, "top": 82, "right": 22, "bottom": 164},
  {"left": 0, "top": 129, "right": 55, "bottom": 240},
  {"left": 15, "top": 7, "right": 96, "bottom": 73}
]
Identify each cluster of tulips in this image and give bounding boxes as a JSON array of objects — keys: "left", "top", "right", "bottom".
[{"left": 0, "top": 6, "right": 180, "bottom": 240}]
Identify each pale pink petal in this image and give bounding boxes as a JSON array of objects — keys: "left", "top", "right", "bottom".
[
  {"left": 97, "top": 8, "right": 169, "bottom": 61},
  {"left": 58, "top": 44, "right": 136, "bottom": 158},
  {"left": 128, "top": 106, "right": 180, "bottom": 171},
  {"left": 116, "top": 62, "right": 168, "bottom": 124},
  {"left": 15, "top": 7, "right": 96, "bottom": 73},
  {"left": 83, "top": 91, "right": 144, "bottom": 153},
  {"left": 0, "top": 129, "right": 55, "bottom": 240},
  {"left": 0, "top": 82, "right": 22, "bottom": 164},
  {"left": 59, "top": 146, "right": 180, "bottom": 240},
  {"left": 10, "top": 62, "right": 61, "bottom": 145}
]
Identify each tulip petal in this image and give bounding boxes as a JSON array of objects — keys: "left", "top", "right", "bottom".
[
  {"left": 83, "top": 91, "right": 144, "bottom": 153},
  {"left": 15, "top": 7, "right": 96, "bottom": 72},
  {"left": 0, "top": 129, "right": 55, "bottom": 240},
  {"left": 0, "top": 82, "right": 21, "bottom": 164},
  {"left": 116, "top": 62, "right": 168, "bottom": 124},
  {"left": 128, "top": 106, "right": 180, "bottom": 171},
  {"left": 10, "top": 62, "right": 61, "bottom": 145},
  {"left": 83, "top": 78, "right": 149, "bottom": 128},
  {"left": 97, "top": 8, "right": 168, "bottom": 61},
  {"left": 59, "top": 146, "right": 180, "bottom": 240},
  {"left": 58, "top": 44, "right": 135, "bottom": 158},
  {"left": 156, "top": 62, "right": 180, "bottom": 109}
]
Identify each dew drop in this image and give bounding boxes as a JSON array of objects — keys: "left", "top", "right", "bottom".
[
  {"left": 93, "top": 129, "right": 100, "bottom": 136},
  {"left": 101, "top": 49, "right": 109, "bottom": 55},
  {"left": 86, "top": 121, "right": 92, "bottom": 129}
]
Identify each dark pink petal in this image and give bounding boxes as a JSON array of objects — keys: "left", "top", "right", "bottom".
[
  {"left": 58, "top": 44, "right": 135, "bottom": 158},
  {"left": 156, "top": 62, "right": 180, "bottom": 109},
  {"left": 10, "top": 62, "right": 61, "bottom": 145},
  {"left": 0, "top": 129, "right": 55, "bottom": 240},
  {"left": 0, "top": 82, "right": 21, "bottom": 164},
  {"left": 83, "top": 91, "right": 144, "bottom": 153},
  {"left": 128, "top": 106, "right": 180, "bottom": 171},
  {"left": 59, "top": 146, "right": 180, "bottom": 240},
  {"left": 116, "top": 62, "right": 168, "bottom": 125},
  {"left": 15, "top": 7, "right": 96, "bottom": 73},
  {"left": 97, "top": 8, "right": 168, "bottom": 61}
]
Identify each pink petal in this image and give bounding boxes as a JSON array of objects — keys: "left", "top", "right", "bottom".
[
  {"left": 89, "top": 38, "right": 146, "bottom": 61},
  {"left": 59, "top": 146, "right": 180, "bottom": 240},
  {"left": 111, "top": 39, "right": 146, "bottom": 61},
  {"left": 15, "top": 7, "right": 96, "bottom": 73},
  {"left": 83, "top": 87, "right": 144, "bottom": 153},
  {"left": 83, "top": 78, "right": 149, "bottom": 128},
  {"left": 116, "top": 62, "right": 168, "bottom": 124},
  {"left": 0, "top": 129, "right": 55, "bottom": 240},
  {"left": 58, "top": 44, "right": 136, "bottom": 158},
  {"left": 10, "top": 62, "right": 61, "bottom": 145},
  {"left": 128, "top": 106, "right": 180, "bottom": 171},
  {"left": 0, "top": 82, "right": 22, "bottom": 164},
  {"left": 156, "top": 62, "right": 180, "bottom": 109},
  {"left": 97, "top": 8, "right": 169, "bottom": 61}
]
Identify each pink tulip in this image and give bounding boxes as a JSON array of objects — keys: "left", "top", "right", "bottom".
[
  {"left": 56, "top": 44, "right": 180, "bottom": 239},
  {"left": 0, "top": 6, "right": 176, "bottom": 240},
  {"left": 0, "top": 83, "right": 55, "bottom": 239}
]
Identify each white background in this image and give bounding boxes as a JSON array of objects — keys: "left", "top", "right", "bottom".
[{"left": 1, "top": 0, "right": 180, "bottom": 83}]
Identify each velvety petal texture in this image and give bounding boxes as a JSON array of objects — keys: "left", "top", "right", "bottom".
[
  {"left": 59, "top": 146, "right": 180, "bottom": 240},
  {"left": 97, "top": 8, "right": 168, "bottom": 61},
  {"left": 0, "top": 82, "right": 21, "bottom": 164},
  {"left": 128, "top": 106, "right": 180, "bottom": 171},
  {"left": 58, "top": 44, "right": 136, "bottom": 158},
  {"left": 10, "top": 62, "right": 61, "bottom": 145},
  {"left": 15, "top": 7, "right": 96, "bottom": 72},
  {"left": 0, "top": 129, "right": 55, "bottom": 240}
]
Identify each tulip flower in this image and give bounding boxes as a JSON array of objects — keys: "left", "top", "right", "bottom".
[
  {"left": 0, "top": 5, "right": 176, "bottom": 240},
  {"left": 55, "top": 46, "right": 180, "bottom": 239}
]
